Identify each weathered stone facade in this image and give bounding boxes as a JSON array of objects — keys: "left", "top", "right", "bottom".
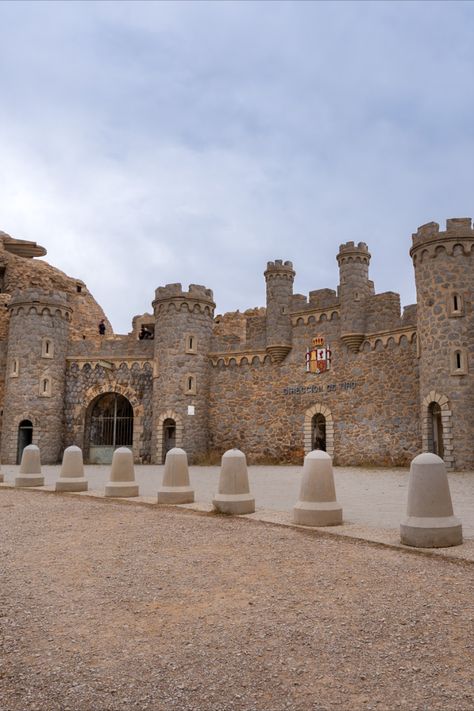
[{"left": 0, "top": 218, "right": 472, "bottom": 470}]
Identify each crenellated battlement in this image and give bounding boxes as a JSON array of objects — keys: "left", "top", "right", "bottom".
[
  {"left": 336, "top": 241, "right": 371, "bottom": 265},
  {"left": 264, "top": 260, "right": 295, "bottom": 281},
  {"left": 154, "top": 282, "right": 214, "bottom": 302},
  {"left": 410, "top": 217, "right": 474, "bottom": 261}
]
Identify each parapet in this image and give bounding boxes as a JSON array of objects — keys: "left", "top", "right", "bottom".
[
  {"left": 8, "top": 288, "right": 72, "bottom": 319},
  {"left": 153, "top": 282, "right": 215, "bottom": 316},
  {"left": 264, "top": 260, "right": 295, "bottom": 280},
  {"left": 336, "top": 241, "right": 371, "bottom": 265},
  {"left": 154, "top": 283, "right": 214, "bottom": 303},
  {"left": 410, "top": 217, "right": 474, "bottom": 259}
]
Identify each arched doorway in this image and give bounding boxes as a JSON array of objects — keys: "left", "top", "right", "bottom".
[
  {"left": 162, "top": 418, "right": 176, "bottom": 462},
  {"left": 428, "top": 401, "right": 444, "bottom": 458},
  {"left": 17, "top": 419, "right": 33, "bottom": 464},
  {"left": 87, "top": 393, "right": 133, "bottom": 464},
  {"left": 312, "top": 413, "right": 326, "bottom": 451}
]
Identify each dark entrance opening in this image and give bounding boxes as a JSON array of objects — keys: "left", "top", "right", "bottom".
[
  {"left": 428, "top": 402, "right": 444, "bottom": 458},
  {"left": 17, "top": 419, "right": 33, "bottom": 464},
  {"left": 163, "top": 418, "right": 176, "bottom": 462},
  {"left": 87, "top": 393, "right": 133, "bottom": 464},
  {"left": 312, "top": 414, "right": 326, "bottom": 451}
]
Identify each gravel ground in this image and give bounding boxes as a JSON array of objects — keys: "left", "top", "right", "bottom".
[{"left": 1, "top": 491, "right": 473, "bottom": 711}]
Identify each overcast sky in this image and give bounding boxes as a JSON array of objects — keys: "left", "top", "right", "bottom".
[{"left": 0, "top": 0, "right": 473, "bottom": 332}]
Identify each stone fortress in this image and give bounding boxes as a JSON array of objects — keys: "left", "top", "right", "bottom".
[{"left": 0, "top": 217, "right": 472, "bottom": 471}]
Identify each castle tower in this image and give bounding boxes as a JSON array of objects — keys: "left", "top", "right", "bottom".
[
  {"left": 410, "top": 218, "right": 474, "bottom": 470},
  {"left": 1, "top": 289, "right": 72, "bottom": 464},
  {"left": 336, "top": 241, "right": 372, "bottom": 352},
  {"left": 152, "top": 283, "right": 215, "bottom": 464},
  {"left": 264, "top": 260, "right": 295, "bottom": 362}
]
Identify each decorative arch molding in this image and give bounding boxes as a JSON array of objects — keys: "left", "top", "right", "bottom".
[
  {"left": 303, "top": 403, "right": 334, "bottom": 457},
  {"left": 421, "top": 390, "right": 454, "bottom": 470},
  {"left": 291, "top": 309, "right": 339, "bottom": 327},
  {"left": 81, "top": 383, "right": 144, "bottom": 461},
  {"left": 155, "top": 410, "right": 184, "bottom": 463}
]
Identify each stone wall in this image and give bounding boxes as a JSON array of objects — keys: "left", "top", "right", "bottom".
[
  {"left": 411, "top": 218, "right": 474, "bottom": 469},
  {"left": 152, "top": 284, "right": 215, "bottom": 463},
  {"left": 1, "top": 290, "right": 71, "bottom": 464},
  {"left": 64, "top": 361, "right": 153, "bottom": 463},
  {"left": 209, "top": 317, "right": 420, "bottom": 466}
]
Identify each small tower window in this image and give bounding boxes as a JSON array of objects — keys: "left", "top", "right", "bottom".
[
  {"left": 185, "top": 334, "right": 197, "bottom": 354},
  {"left": 41, "top": 338, "right": 54, "bottom": 358},
  {"left": 448, "top": 292, "right": 464, "bottom": 317},
  {"left": 39, "top": 375, "right": 52, "bottom": 397},
  {"left": 184, "top": 374, "right": 197, "bottom": 395},
  {"left": 76, "top": 284, "right": 82, "bottom": 293},
  {"left": 450, "top": 347, "right": 468, "bottom": 375},
  {"left": 10, "top": 358, "right": 19, "bottom": 378}
]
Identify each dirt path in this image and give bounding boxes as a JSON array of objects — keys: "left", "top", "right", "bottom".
[{"left": 1, "top": 490, "right": 473, "bottom": 711}]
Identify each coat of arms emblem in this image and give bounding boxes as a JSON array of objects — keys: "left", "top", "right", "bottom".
[{"left": 306, "top": 336, "right": 331, "bottom": 374}]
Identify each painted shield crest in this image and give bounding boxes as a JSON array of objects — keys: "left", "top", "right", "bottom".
[{"left": 306, "top": 337, "right": 331, "bottom": 374}]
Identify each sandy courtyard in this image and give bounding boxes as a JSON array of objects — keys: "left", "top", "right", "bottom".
[{"left": 1, "top": 490, "right": 473, "bottom": 711}]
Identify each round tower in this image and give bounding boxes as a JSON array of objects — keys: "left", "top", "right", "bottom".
[
  {"left": 152, "top": 283, "right": 215, "bottom": 464},
  {"left": 264, "top": 259, "right": 295, "bottom": 363},
  {"left": 1, "top": 289, "right": 72, "bottom": 464},
  {"left": 410, "top": 217, "right": 474, "bottom": 470},
  {"left": 336, "top": 241, "right": 372, "bottom": 352}
]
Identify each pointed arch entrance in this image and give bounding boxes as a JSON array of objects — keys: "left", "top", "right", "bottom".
[{"left": 304, "top": 404, "right": 334, "bottom": 457}]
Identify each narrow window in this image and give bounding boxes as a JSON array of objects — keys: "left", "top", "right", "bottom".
[
  {"left": 456, "top": 351, "right": 462, "bottom": 369},
  {"left": 184, "top": 374, "right": 196, "bottom": 394},
  {"left": 43, "top": 379, "right": 48, "bottom": 393},
  {"left": 76, "top": 284, "right": 82, "bottom": 293},
  {"left": 453, "top": 294, "right": 458, "bottom": 311},
  {"left": 10, "top": 358, "right": 19, "bottom": 377},
  {"left": 185, "top": 334, "right": 197, "bottom": 353},
  {"left": 41, "top": 338, "right": 54, "bottom": 358}
]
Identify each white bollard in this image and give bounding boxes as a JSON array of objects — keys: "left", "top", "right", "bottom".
[
  {"left": 293, "top": 450, "right": 342, "bottom": 526},
  {"left": 158, "top": 447, "right": 194, "bottom": 504},
  {"left": 213, "top": 449, "right": 255, "bottom": 515},
  {"left": 56, "top": 446, "right": 88, "bottom": 492},
  {"left": 15, "top": 444, "right": 44, "bottom": 487},
  {"left": 104, "top": 447, "right": 139, "bottom": 497},
  {"left": 400, "top": 452, "right": 462, "bottom": 548}
]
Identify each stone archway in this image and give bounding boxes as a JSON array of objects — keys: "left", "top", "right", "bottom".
[
  {"left": 304, "top": 404, "right": 334, "bottom": 457},
  {"left": 81, "top": 384, "right": 144, "bottom": 463},
  {"left": 421, "top": 391, "right": 454, "bottom": 469},
  {"left": 156, "top": 410, "right": 183, "bottom": 464}
]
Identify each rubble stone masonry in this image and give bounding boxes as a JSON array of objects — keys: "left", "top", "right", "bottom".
[{"left": 0, "top": 219, "right": 471, "bottom": 469}]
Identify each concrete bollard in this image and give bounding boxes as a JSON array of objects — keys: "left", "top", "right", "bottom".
[
  {"left": 104, "top": 447, "right": 139, "bottom": 497},
  {"left": 213, "top": 448, "right": 255, "bottom": 515},
  {"left": 15, "top": 444, "right": 44, "bottom": 487},
  {"left": 293, "top": 450, "right": 342, "bottom": 526},
  {"left": 400, "top": 452, "right": 462, "bottom": 548},
  {"left": 158, "top": 447, "right": 194, "bottom": 504},
  {"left": 56, "top": 446, "right": 88, "bottom": 492}
]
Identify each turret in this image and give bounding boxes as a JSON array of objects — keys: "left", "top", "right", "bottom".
[
  {"left": 264, "top": 260, "right": 295, "bottom": 363},
  {"left": 410, "top": 218, "right": 474, "bottom": 470},
  {"left": 1, "top": 289, "right": 72, "bottom": 464},
  {"left": 337, "top": 242, "right": 372, "bottom": 352},
  {"left": 151, "top": 283, "right": 215, "bottom": 463}
]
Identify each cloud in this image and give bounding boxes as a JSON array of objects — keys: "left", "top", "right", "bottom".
[{"left": 0, "top": 1, "right": 473, "bottom": 331}]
